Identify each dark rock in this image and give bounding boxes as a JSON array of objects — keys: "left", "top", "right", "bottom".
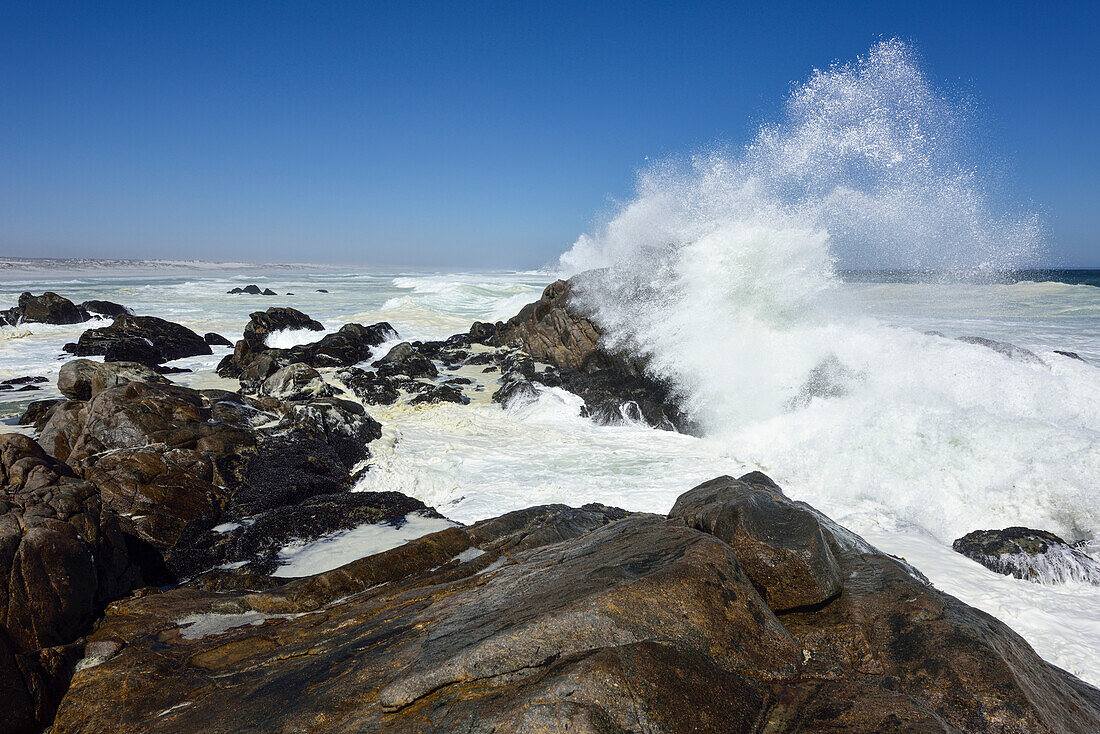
[
  {"left": 261, "top": 288, "right": 278, "bottom": 296},
  {"left": 1, "top": 376, "right": 48, "bottom": 385},
  {"left": 14, "top": 384, "right": 40, "bottom": 392},
  {"left": 407, "top": 384, "right": 468, "bottom": 406},
  {"left": 497, "top": 277, "right": 691, "bottom": 432},
  {"left": 958, "top": 335, "right": 1045, "bottom": 365},
  {"left": 57, "top": 359, "right": 168, "bottom": 400},
  {"left": 336, "top": 367, "right": 399, "bottom": 405},
  {"left": 18, "top": 399, "right": 64, "bottom": 430},
  {"left": 1055, "top": 350, "right": 1085, "bottom": 361},
  {"left": 373, "top": 342, "right": 438, "bottom": 379},
  {"left": 464, "top": 351, "right": 494, "bottom": 365},
  {"left": 64, "top": 315, "right": 212, "bottom": 366},
  {"left": 79, "top": 300, "right": 131, "bottom": 319},
  {"left": 50, "top": 474, "right": 1100, "bottom": 733},
  {"left": 786, "top": 354, "right": 862, "bottom": 410},
  {"left": 3, "top": 292, "right": 87, "bottom": 325},
  {"left": 229, "top": 285, "right": 263, "bottom": 295},
  {"left": 953, "top": 527, "right": 1100, "bottom": 584},
  {"left": 492, "top": 378, "right": 541, "bottom": 408},
  {"left": 286, "top": 322, "right": 397, "bottom": 368},
  {"left": 469, "top": 320, "right": 501, "bottom": 345},
  {"left": 173, "top": 492, "right": 443, "bottom": 577},
  {"left": 204, "top": 332, "right": 233, "bottom": 347},
  {"left": 0, "top": 434, "right": 144, "bottom": 734},
  {"left": 316, "top": 289, "right": 329, "bottom": 293},
  {"left": 0, "top": 384, "right": 10, "bottom": 391},
  {"left": 219, "top": 307, "right": 324, "bottom": 377}
]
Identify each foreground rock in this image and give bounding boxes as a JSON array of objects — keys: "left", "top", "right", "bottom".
[
  {"left": 63, "top": 315, "right": 212, "bottom": 366},
  {"left": 491, "top": 277, "right": 692, "bottom": 431},
  {"left": 953, "top": 527, "right": 1100, "bottom": 585},
  {"left": 34, "top": 380, "right": 382, "bottom": 579},
  {"left": 50, "top": 474, "right": 1100, "bottom": 733},
  {"left": 0, "top": 435, "right": 149, "bottom": 734}
]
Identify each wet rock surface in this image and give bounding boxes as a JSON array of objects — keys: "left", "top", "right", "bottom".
[
  {"left": 63, "top": 315, "right": 212, "bottom": 366},
  {"left": 56, "top": 358, "right": 169, "bottom": 400},
  {"left": 45, "top": 473, "right": 1100, "bottom": 733},
  {"left": 0, "top": 434, "right": 147, "bottom": 734},
  {"left": 493, "top": 278, "right": 692, "bottom": 431},
  {"left": 953, "top": 527, "right": 1100, "bottom": 584},
  {"left": 2, "top": 291, "right": 88, "bottom": 325}
]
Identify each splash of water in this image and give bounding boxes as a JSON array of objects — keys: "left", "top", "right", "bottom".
[{"left": 555, "top": 41, "right": 1099, "bottom": 546}]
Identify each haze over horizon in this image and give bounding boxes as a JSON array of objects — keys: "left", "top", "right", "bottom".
[{"left": 2, "top": 1, "right": 1096, "bottom": 268}]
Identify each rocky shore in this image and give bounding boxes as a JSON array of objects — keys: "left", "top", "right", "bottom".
[{"left": 3, "top": 283, "right": 1100, "bottom": 732}]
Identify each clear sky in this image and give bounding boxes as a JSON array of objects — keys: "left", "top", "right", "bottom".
[{"left": 1, "top": 1, "right": 1096, "bottom": 267}]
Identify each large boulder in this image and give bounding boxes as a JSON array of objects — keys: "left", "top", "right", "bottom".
[
  {"left": 56, "top": 359, "right": 168, "bottom": 400},
  {"left": 259, "top": 363, "right": 332, "bottom": 401},
  {"left": 0, "top": 434, "right": 144, "bottom": 734},
  {"left": 64, "top": 315, "right": 212, "bottom": 366},
  {"left": 1, "top": 292, "right": 87, "bottom": 326},
  {"left": 49, "top": 475, "right": 1100, "bottom": 733},
  {"left": 953, "top": 527, "right": 1100, "bottom": 585}
]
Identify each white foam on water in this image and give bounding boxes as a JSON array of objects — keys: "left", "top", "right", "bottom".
[
  {"left": 264, "top": 327, "right": 330, "bottom": 349},
  {"left": 270, "top": 512, "right": 457, "bottom": 577}
]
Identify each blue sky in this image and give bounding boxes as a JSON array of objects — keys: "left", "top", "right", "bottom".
[{"left": 1, "top": 1, "right": 1096, "bottom": 267}]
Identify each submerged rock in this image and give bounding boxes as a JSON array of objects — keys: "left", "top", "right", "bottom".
[
  {"left": 48, "top": 473, "right": 1100, "bottom": 733},
  {"left": 786, "top": 354, "right": 862, "bottom": 410},
  {"left": 958, "top": 335, "right": 1045, "bottom": 365},
  {"left": 79, "top": 300, "right": 131, "bottom": 319},
  {"left": 953, "top": 527, "right": 1100, "bottom": 584}
]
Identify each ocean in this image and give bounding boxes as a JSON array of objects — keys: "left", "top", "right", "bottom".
[{"left": 1, "top": 261, "right": 1099, "bottom": 687}]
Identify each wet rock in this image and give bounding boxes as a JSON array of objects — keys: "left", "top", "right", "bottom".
[
  {"left": 79, "top": 300, "right": 131, "bottom": 319},
  {"left": 958, "top": 335, "right": 1045, "bottom": 365},
  {"left": 261, "top": 288, "right": 277, "bottom": 296},
  {"left": 1054, "top": 350, "right": 1085, "bottom": 361},
  {"left": 469, "top": 320, "right": 501, "bottom": 345},
  {"left": 18, "top": 399, "right": 64, "bottom": 430},
  {"left": 50, "top": 474, "right": 1100, "bottom": 733},
  {"left": 217, "top": 307, "right": 325, "bottom": 377},
  {"left": 64, "top": 315, "right": 212, "bottom": 366},
  {"left": 227, "top": 285, "right": 264, "bottom": 295},
  {"left": 2, "top": 291, "right": 87, "bottom": 325},
  {"left": 259, "top": 363, "right": 332, "bottom": 401},
  {"left": 670, "top": 474, "right": 842, "bottom": 611},
  {"left": 953, "top": 527, "right": 1100, "bottom": 584},
  {"left": 497, "top": 277, "right": 691, "bottom": 432},
  {"left": 56, "top": 359, "right": 168, "bottom": 400},
  {"left": 316, "top": 289, "right": 329, "bottom": 293},
  {"left": 286, "top": 322, "right": 396, "bottom": 368},
  {"left": 174, "top": 492, "right": 443, "bottom": 576},
  {"left": 336, "top": 367, "right": 399, "bottom": 405},
  {"left": 373, "top": 342, "right": 438, "bottom": 379},
  {"left": 0, "top": 434, "right": 145, "bottom": 734},
  {"left": 203, "top": 332, "right": 233, "bottom": 347},
  {"left": 786, "top": 354, "right": 862, "bottom": 410},
  {"left": 407, "top": 383, "right": 468, "bottom": 405},
  {"left": 1, "top": 376, "right": 48, "bottom": 386},
  {"left": 492, "top": 377, "right": 541, "bottom": 408}
]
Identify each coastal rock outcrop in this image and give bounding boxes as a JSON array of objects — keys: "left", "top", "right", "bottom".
[
  {"left": 373, "top": 341, "right": 438, "bottom": 379},
  {"left": 63, "top": 315, "right": 212, "bottom": 366},
  {"left": 492, "top": 277, "right": 691, "bottom": 431},
  {"left": 33, "top": 380, "right": 382, "bottom": 579},
  {"left": 1, "top": 292, "right": 87, "bottom": 326},
  {"left": 0, "top": 434, "right": 146, "bottom": 734},
  {"left": 48, "top": 474, "right": 1100, "bottom": 733},
  {"left": 203, "top": 331, "right": 232, "bottom": 347},
  {"left": 953, "top": 527, "right": 1100, "bottom": 585},
  {"left": 79, "top": 300, "right": 131, "bottom": 319}
]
